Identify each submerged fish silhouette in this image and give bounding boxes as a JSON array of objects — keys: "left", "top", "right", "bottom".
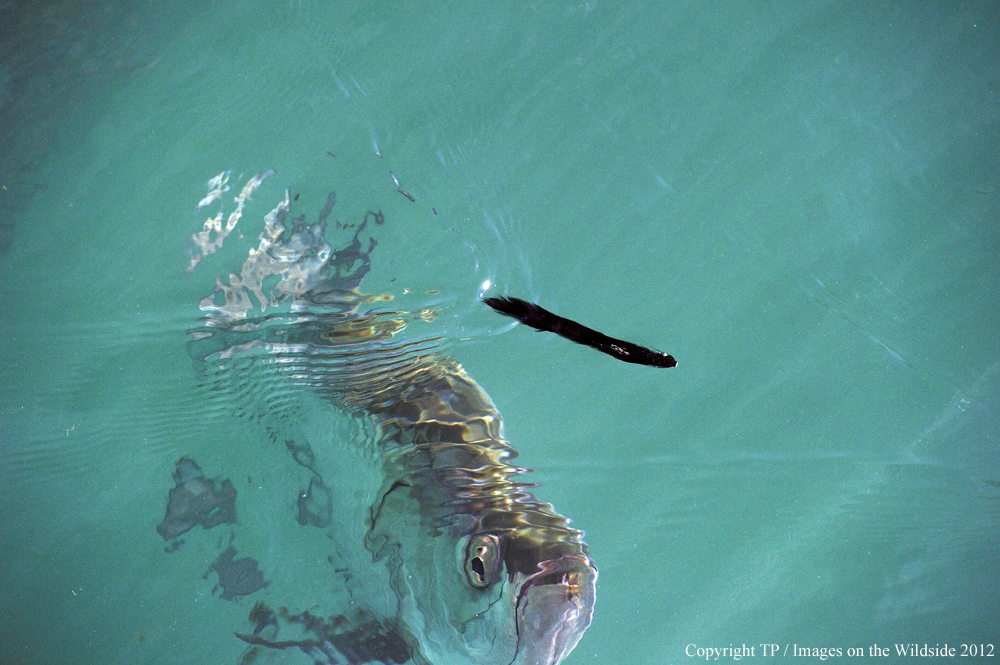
[{"left": 188, "top": 186, "right": 596, "bottom": 665}]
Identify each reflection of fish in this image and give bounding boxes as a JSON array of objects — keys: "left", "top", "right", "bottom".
[
  {"left": 196, "top": 188, "right": 226, "bottom": 209},
  {"left": 187, "top": 170, "right": 274, "bottom": 272},
  {"left": 189, "top": 188, "right": 596, "bottom": 665},
  {"left": 206, "top": 170, "right": 231, "bottom": 191},
  {"left": 197, "top": 169, "right": 232, "bottom": 208}
]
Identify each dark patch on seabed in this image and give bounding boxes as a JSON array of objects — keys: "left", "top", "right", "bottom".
[
  {"left": 287, "top": 438, "right": 335, "bottom": 528},
  {"left": 237, "top": 603, "right": 411, "bottom": 664},
  {"left": 156, "top": 457, "right": 269, "bottom": 602},
  {"left": 0, "top": 0, "right": 169, "bottom": 256},
  {"left": 205, "top": 543, "right": 270, "bottom": 601},
  {"left": 156, "top": 456, "right": 237, "bottom": 550}
]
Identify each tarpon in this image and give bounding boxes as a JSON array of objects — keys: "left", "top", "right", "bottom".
[{"left": 187, "top": 182, "right": 597, "bottom": 665}]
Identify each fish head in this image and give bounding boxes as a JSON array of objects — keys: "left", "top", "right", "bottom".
[
  {"left": 507, "top": 553, "right": 597, "bottom": 665},
  {"left": 369, "top": 462, "right": 597, "bottom": 664},
  {"left": 441, "top": 528, "right": 596, "bottom": 665}
]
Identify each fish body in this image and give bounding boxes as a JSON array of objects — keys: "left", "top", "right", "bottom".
[{"left": 190, "top": 188, "right": 596, "bottom": 664}]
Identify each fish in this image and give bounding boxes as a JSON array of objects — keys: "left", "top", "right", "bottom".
[
  {"left": 188, "top": 187, "right": 597, "bottom": 665},
  {"left": 317, "top": 190, "right": 336, "bottom": 225},
  {"left": 484, "top": 296, "right": 677, "bottom": 368}
]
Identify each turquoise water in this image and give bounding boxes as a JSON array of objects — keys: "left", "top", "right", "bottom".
[{"left": 1, "top": 2, "right": 998, "bottom": 664}]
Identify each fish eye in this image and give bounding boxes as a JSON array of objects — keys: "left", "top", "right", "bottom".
[{"left": 464, "top": 534, "right": 501, "bottom": 589}]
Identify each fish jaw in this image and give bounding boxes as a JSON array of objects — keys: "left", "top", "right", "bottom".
[{"left": 511, "top": 555, "right": 597, "bottom": 665}]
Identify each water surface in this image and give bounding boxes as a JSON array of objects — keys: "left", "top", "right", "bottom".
[{"left": 0, "top": 2, "right": 997, "bottom": 663}]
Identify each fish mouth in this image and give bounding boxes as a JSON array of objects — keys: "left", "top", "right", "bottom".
[{"left": 511, "top": 555, "right": 597, "bottom": 665}]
